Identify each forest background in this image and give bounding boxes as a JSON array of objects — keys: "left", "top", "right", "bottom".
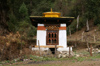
[{"left": 1, "top": 0, "right": 100, "bottom": 61}]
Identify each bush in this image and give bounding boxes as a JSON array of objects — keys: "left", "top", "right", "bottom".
[
  {"left": 18, "top": 21, "right": 36, "bottom": 40},
  {"left": 27, "top": 26, "right": 36, "bottom": 38},
  {"left": 94, "top": 16, "right": 100, "bottom": 25},
  {"left": 7, "top": 13, "right": 18, "bottom": 32}
]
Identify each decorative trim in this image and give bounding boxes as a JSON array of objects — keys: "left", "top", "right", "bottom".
[
  {"left": 59, "top": 27, "right": 66, "bottom": 30},
  {"left": 37, "top": 26, "right": 46, "bottom": 30}
]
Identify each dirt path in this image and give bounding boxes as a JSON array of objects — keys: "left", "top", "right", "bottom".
[
  {"left": 69, "top": 61, "right": 100, "bottom": 66},
  {"left": 4, "top": 59, "right": 100, "bottom": 66}
]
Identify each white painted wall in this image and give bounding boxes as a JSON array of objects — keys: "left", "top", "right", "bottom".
[
  {"left": 38, "top": 24, "right": 44, "bottom": 26},
  {"left": 37, "top": 24, "right": 46, "bottom": 46},
  {"left": 60, "top": 24, "right": 66, "bottom": 27},
  {"left": 36, "top": 23, "right": 69, "bottom": 50},
  {"left": 37, "top": 30, "right": 46, "bottom": 46},
  {"left": 59, "top": 30, "right": 67, "bottom": 48}
]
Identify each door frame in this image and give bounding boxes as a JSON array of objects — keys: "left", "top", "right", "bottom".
[{"left": 46, "top": 30, "right": 59, "bottom": 45}]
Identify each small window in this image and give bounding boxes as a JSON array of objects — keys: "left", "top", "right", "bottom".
[
  {"left": 51, "top": 39, "right": 53, "bottom": 44},
  {"left": 49, "top": 33, "right": 50, "bottom": 38},
  {"left": 47, "top": 30, "right": 58, "bottom": 45},
  {"left": 55, "top": 33, "right": 56, "bottom": 38},
  {"left": 52, "top": 33, "right": 53, "bottom": 38},
  {"left": 54, "top": 39, "right": 56, "bottom": 43},
  {"left": 49, "top": 39, "right": 51, "bottom": 43}
]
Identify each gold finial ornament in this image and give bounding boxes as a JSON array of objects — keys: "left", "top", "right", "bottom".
[
  {"left": 51, "top": 8, "right": 52, "bottom": 12},
  {"left": 43, "top": 8, "right": 61, "bottom": 17}
]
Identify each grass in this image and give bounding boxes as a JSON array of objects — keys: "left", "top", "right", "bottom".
[
  {"left": 29, "top": 55, "right": 58, "bottom": 61},
  {"left": 87, "top": 53, "right": 100, "bottom": 60},
  {"left": 17, "top": 54, "right": 100, "bottom": 62},
  {"left": 2, "top": 53, "right": 100, "bottom": 66}
]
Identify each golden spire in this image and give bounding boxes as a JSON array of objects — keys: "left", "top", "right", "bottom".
[
  {"left": 43, "top": 8, "right": 61, "bottom": 17},
  {"left": 51, "top": 8, "right": 52, "bottom": 12}
]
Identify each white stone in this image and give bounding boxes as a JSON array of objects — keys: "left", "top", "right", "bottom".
[
  {"left": 14, "top": 59, "right": 17, "bottom": 62},
  {"left": 75, "top": 54, "right": 80, "bottom": 58},
  {"left": 58, "top": 54, "right": 62, "bottom": 58},
  {"left": 86, "top": 48, "right": 90, "bottom": 51},
  {"left": 92, "top": 52, "right": 94, "bottom": 54},
  {"left": 62, "top": 54, "right": 66, "bottom": 58},
  {"left": 71, "top": 51, "right": 75, "bottom": 56},
  {"left": 95, "top": 48, "right": 99, "bottom": 51},
  {"left": 98, "top": 50, "right": 100, "bottom": 53},
  {"left": 23, "top": 59, "right": 29, "bottom": 61}
]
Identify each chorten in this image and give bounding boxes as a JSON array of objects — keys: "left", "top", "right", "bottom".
[{"left": 30, "top": 8, "right": 74, "bottom": 52}]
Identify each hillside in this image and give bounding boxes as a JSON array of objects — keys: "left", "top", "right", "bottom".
[
  {"left": 1, "top": 0, "right": 100, "bottom": 65},
  {"left": 68, "top": 26, "right": 100, "bottom": 43}
]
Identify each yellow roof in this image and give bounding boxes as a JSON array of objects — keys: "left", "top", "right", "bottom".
[{"left": 43, "top": 8, "right": 61, "bottom": 17}]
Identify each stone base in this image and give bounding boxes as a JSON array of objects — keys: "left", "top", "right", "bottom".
[
  {"left": 32, "top": 47, "right": 73, "bottom": 58},
  {"left": 32, "top": 48, "right": 49, "bottom": 51},
  {"left": 32, "top": 47, "right": 72, "bottom": 52},
  {"left": 57, "top": 47, "right": 72, "bottom": 52}
]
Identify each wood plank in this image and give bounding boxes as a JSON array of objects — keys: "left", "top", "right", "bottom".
[{"left": 35, "top": 45, "right": 63, "bottom": 48}]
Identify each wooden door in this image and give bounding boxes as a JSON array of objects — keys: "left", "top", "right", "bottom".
[{"left": 46, "top": 30, "right": 58, "bottom": 45}]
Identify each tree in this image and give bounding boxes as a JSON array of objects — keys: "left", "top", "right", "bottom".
[
  {"left": 0, "top": 0, "right": 9, "bottom": 30},
  {"left": 8, "top": 13, "right": 17, "bottom": 32},
  {"left": 19, "top": 2, "right": 28, "bottom": 21},
  {"left": 31, "top": 0, "right": 54, "bottom": 16}
]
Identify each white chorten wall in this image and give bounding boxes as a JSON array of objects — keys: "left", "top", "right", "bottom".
[
  {"left": 59, "top": 24, "right": 67, "bottom": 48},
  {"left": 37, "top": 23, "right": 67, "bottom": 48},
  {"left": 33, "top": 23, "right": 72, "bottom": 52},
  {"left": 57, "top": 24, "right": 72, "bottom": 51},
  {"left": 36, "top": 24, "right": 46, "bottom": 46}
]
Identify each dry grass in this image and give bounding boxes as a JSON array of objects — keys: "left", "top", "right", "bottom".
[
  {"left": 68, "top": 26, "right": 100, "bottom": 42},
  {"left": 0, "top": 32, "right": 36, "bottom": 61}
]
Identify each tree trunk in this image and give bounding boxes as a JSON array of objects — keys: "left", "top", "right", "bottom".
[{"left": 87, "top": 42, "right": 90, "bottom": 52}]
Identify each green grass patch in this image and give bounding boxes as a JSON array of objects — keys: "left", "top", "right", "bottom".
[
  {"left": 29, "top": 55, "right": 58, "bottom": 61},
  {"left": 2, "top": 54, "right": 100, "bottom": 66}
]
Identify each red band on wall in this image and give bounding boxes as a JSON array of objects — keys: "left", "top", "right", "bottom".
[
  {"left": 37, "top": 26, "right": 46, "bottom": 30},
  {"left": 59, "top": 27, "right": 66, "bottom": 30}
]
